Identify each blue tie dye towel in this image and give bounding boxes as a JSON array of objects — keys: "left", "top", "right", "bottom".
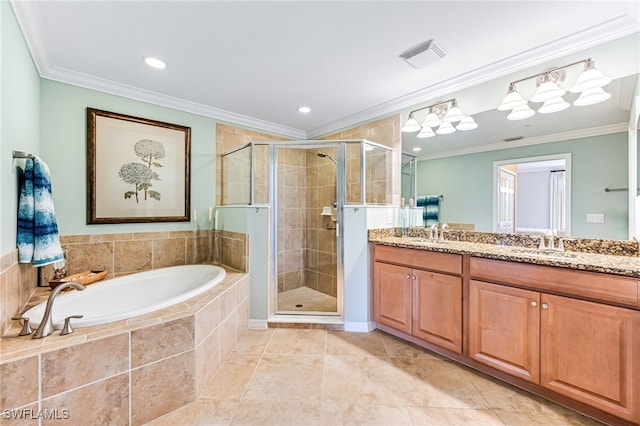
[
  {"left": 416, "top": 195, "right": 440, "bottom": 227},
  {"left": 17, "top": 156, "right": 64, "bottom": 266}
]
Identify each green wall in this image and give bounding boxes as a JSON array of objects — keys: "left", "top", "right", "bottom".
[
  {"left": 39, "top": 80, "right": 217, "bottom": 236},
  {"left": 1, "top": 1, "right": 41, "bottom": 254},
  {"left": 417, "top": 132, "right": 629, "bottom": 240}
]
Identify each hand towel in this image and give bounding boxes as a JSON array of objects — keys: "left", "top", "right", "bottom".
[
  {"left": 17, "top": 156, "right": 64, "bottom": 266},
  {"left": 417, "top": 195, "right": 440, "bottom": 227}
]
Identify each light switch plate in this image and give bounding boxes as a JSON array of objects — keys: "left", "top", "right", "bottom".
[{"left": 586, "top": 213, "right": 605, "bottom": 223}]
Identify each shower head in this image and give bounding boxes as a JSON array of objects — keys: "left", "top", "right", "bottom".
[{"left": 317, "top": 152, "right": 337, "bottom": 164}]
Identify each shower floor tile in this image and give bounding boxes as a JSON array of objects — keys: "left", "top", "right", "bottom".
[
  {"left": 277, "top": 286, "right": 337, "bottom": 313},
  {"left": 146, "top": 329, "right": 604, "bottom": 426}
]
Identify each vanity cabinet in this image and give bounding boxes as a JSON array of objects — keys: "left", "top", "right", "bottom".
[
  {"left": 372, "top": 245, "right": 463, "bottom": 353},
  {"left": 469, "top": 280, "right": 540, "bottom": 383},
  {"left": 469, "top": 257, "right": 640, "bottom": 423}
]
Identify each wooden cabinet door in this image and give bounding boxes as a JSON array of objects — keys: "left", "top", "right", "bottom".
[
  {"left": 469, "top": 280, "right": 540, "bottom": 383},
  {"left": 373, "top": 262, "right": 412, "bottom": 334},
  {"left": 412, "top": 270, "right": 462, "bottom": 353},
  {"left": 541, "top": 294, "right": 640, "bottom": 423}
]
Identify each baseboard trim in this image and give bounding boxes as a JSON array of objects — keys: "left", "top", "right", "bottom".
[
  {"left": 248, "top": 319, "right": 268, "bottom": 329},
  {"left": 344, "top": 321, "right": 376, "bottom": 332}
]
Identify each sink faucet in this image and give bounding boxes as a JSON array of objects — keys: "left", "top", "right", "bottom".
[
  {"left": 32, "top": 282, "right": 85, "bottom": 339},
  {"left": 538, "top": 229, "right": 564, "bottom": 253}
]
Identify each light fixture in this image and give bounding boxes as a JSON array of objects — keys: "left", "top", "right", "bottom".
[
  {"left": 497, "top": 83, "right": 526, "bottom": 111},
  {"left": 412, "top": 147, "right": 422, "bottom": 152},
  {"left": 573, "top": 87, "right": 611, "bottom": 106},
  {"left": 530, "top": 72, "right": 565, "bottom": 103},
  {"left": 570, "top": 58, "right": 611, "bottom": 93},
  {"left": 435, "top": 121, "right": 456, "bottom": 135},
  {"left": 507, "top": 104, "right": 535, "bottom": 121},
  {"left": 402, "top": 98, "right": 477, "bottom": 138},
  {"left": 421, "top": 111, "right": 442, "bottom": 128},
  {"left": 401, "top": 114, "right": 421, "bottom": 132},
  {"left": 538, "top": 96, "right": 570, "bottom": 114},
  {"left": 144, "top": 57, "right": 166, "bottom": 69},
  {"left": 456, "top": 116, "right": 478, "bottom": 131},
  {"left": 417, "top": 126, "right": 436, "bottom": 138},
  {"left": 297, "top": 106, "right": 311, "bottom": 113},
  {"left": 498, "top": 58, "right": 612, "bottom": 120}
]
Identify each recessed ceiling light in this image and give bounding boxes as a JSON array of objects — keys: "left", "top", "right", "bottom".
[
  {"left": 144, "top": 57, "right": 166, "bottom": 69},
  {"left": 412, "top": 147, "right": 422, "bottom": 152},
  {"left": 298, "top": 106, "right": 311, "bottom": 113}
]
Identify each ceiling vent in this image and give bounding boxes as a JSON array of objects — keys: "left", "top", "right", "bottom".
[
  {"left": 399, "top": 39, "right": 446, "bottom": 69},
  {"left": 504, "top": 136, "right": 524, "bottom": 142}
]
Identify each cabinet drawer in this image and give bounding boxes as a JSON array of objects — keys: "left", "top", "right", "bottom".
[
  {"left": 374, "top": 245, "right": 462, "bottom": 275},
  {"left": 470, "top": 257, "right": 639, "bottom": 306}
]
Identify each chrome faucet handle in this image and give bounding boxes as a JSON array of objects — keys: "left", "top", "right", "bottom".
[
  {"left": 557, "top": 238, "right": 565, "bottom": 252},
  {"left": 11, "top": 316, "right": 33, "bottom": 336},
  {"left": 60, "top": 315, "right": 83, "bottom": 336},
  {"left": 538, "top": 235, "right": 547, "bottom": 250},
  {"left": 439, "top": 223, "right": 449, "bottom": 242}
]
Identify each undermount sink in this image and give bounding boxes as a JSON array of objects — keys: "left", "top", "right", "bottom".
[{"left": 507, "top": 247, "right": 578, "bottom": 259}]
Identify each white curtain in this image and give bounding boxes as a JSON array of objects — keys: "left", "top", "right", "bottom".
[{"left": 550, "top": 170, "right": 566, "bottom": 233}]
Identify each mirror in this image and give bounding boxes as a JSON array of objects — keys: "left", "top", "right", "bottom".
[{"left": 493, "top": 154, "right": 570, "bottom": 236}]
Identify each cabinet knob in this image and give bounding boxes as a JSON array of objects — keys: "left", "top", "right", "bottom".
[
  {"left": 530, "top": 301, "right": 538, "bottom": 307},
  {"left": 542, "top": 303, "right": 549, "bottom": 309},
  {"left": 412, "top": 275, "right": 417, "bottom": 280},
  {"left": 406, "top": 274, "right": 411, "bottom": 279}
]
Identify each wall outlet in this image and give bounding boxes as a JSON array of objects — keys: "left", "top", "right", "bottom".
[{"left": 586, "top": 213, "right": 605, "bottom": 223}]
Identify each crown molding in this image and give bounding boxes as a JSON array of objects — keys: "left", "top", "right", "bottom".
[
  {"left": 43, "top": 65, "right": 307, "bottom": 139},
  {"left": 418, "top": 123, "right": 629, "bottom": 161},
  {"left": 307, "top": 15, "right": 639, "bottom": 138},
  {"left": 11, "top": 0, "right": 639, "bottom": 141}
]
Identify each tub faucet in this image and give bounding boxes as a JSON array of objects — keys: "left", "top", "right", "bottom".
[{"left": 32, "top": 282, "right": 86, "bottom": 339}]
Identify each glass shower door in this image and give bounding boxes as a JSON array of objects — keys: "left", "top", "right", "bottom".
[{"left": 274, "top": 145, "right": 340, "bottom": 315}]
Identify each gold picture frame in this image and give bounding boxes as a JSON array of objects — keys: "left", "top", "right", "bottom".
[{"left": 87, "top": 108, "right": 191, "bottom": 224}]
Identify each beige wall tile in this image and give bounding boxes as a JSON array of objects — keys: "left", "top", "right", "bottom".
[
  {"left": 219, "top": 311, "right": 237, "bottom": 363},
  {"left": 64, "top": 242, "right": 114, "bottom": 276},
  {"left": 131, "top": 317, "right": 195, "bottom": 368},
  {"left": 41, "top": 334, "right": 129, "bottom": 398},
  {"left": 0, "top": 273, "right": 6, "bottom": 336},
  {"left": 114, "top": 240, "right": 152, "bottom": 274},
  {"left": 90, "top": 233, "right": 133, "bottom": 243},
  {"left": 195, "top": 328, "right": 220, "bottom": 396},
  {"left": 131, "top": 351, "right": 196, "bottom": 426},
  {"left": 236, "top": 299, "right": 249, "bottom": 342},
  {"left": 152, "top": 238, "right": 186, "bottom": 268},
  {"left": 0, "top": 356, "right": 39, "bottom": 410},
  {"left": 41, "top": 373, "right": 129, "bottom": 426},
  {"left": 220, "top": 286, "right": 237, "bottom": 321},
  {"left": 195, "top": 298, "right": 220, "bottom": 346}
]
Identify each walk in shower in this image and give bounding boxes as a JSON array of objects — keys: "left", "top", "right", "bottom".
[{"left": 221, "top": 140, "right": 393, "bottom": 320}]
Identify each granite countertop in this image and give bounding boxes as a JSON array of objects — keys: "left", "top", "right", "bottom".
[{"left": 370, "top": 235, "right": 640, "bottom": 278}]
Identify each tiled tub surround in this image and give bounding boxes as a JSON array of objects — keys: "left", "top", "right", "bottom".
[
  {"left": 369, "top": 230, "right": 640, "bottom": 277},
  {"left": 34, "top": 230, "right": 248, "bottom": 287},
  {"left": 0, "top": 270, "right": 250, "bottom": 426},
  {"left": 0, "top": 250, "right": 37, "bottom": 337}
]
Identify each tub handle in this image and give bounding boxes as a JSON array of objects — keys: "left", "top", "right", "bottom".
[
  {"left": 11, "top": 316, "right": 33, "bottom": 336},
  {"left": 60, "top": 315, "right": 84, "bottom": 336}
]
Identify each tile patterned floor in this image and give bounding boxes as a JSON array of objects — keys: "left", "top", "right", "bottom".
[
  {"left": 146, "top": 329, "right": 603, "bottom": 426},
  {"left": 278, "top": 287, "right": 337, "bottom": 313}
]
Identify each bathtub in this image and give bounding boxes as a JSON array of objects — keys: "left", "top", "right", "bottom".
[{"left": 24, "top": 264, "right": 226, "bottom": 328}]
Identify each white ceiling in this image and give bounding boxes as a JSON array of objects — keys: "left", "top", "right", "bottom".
[{"left": 10, "top": 0, "right": 640, "bottom": 154}]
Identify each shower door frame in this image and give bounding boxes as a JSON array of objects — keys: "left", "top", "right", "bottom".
[{"left": 269, "top": 142, "right": 345, "bottom": 319}]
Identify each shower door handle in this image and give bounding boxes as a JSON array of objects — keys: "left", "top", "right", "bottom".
[{"left": 336, "top": 222, "right": 340, "bottom": 237}]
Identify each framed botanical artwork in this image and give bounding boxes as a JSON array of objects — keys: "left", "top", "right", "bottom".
[{"left": 87, "top": 108, "right": 191, "bottom": 224}]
